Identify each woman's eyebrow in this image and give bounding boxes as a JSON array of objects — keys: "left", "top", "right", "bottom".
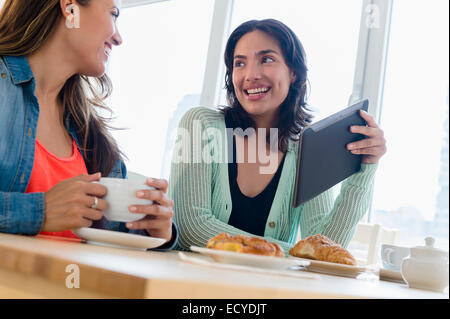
[
  {"left": 234, "top": 49, "right": 279, "bottom": 60},
  {"left": 257, "top": 49, "right": 279, "bottom": 56}
]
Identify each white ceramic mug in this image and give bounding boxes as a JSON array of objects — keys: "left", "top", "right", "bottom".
[
  {"left": 95, "top": 177, "right": 154, "bottom": 223},
  {"left": 381, "top": 244, "right": 410, "bottom": 271}
]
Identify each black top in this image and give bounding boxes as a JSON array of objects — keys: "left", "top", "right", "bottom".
[{"left": 225, "top": 113, "right": 286, "bottom": 236}]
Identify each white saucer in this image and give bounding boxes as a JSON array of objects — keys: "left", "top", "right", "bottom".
[
  {"left": 72, "top": 227, "right": 166, "bottom": 251},
  {"left": 190, "top": 246, "right": 309, "bottom": 270},
  {"left": 379, "top": 267, "right": 406, "bottom": 283}
]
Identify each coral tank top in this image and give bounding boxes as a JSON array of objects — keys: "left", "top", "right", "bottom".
[{"left": 26, "top": 138, "right": 87, "bottom": 239}]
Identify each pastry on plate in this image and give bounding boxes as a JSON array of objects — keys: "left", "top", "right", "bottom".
[
  {"left": 206, "top": 233, "right": 285, "bottom": 257},
  {"left": 289, "top": 234, "right": 357, "bottom": 265}
]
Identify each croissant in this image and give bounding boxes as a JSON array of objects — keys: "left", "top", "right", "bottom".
[
  {"left": 289, "top": 234, "right": 357, "bottom": 265},
  {"left": 207, "top": 233, "right": 285, "bottom": 257}
]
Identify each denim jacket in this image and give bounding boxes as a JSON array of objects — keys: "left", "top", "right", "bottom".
[{"left": 0, "top": 55, "right": 177, "bottom": 250}]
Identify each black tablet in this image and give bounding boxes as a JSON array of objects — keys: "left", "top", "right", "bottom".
[{"left": 293, "top": 99, "right": 369, "bottom": 207}]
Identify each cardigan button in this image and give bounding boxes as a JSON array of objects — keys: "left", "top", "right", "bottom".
[{"left": 269, "top": 221, "right": 276, "bottom": 228}]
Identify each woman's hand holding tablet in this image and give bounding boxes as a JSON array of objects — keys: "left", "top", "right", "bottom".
[{"left": 347, "top": 110, "right": 387, "bottom": 164}]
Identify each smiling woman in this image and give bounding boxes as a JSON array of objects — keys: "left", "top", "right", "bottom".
[
  {"left": 0, "top": 0, "right": 176, "bottom": 246},
  {"left": 169, "top": 19, "right": 385, "bottom": 255},
  {"left": 0, "top": 0, "right": 122, "bottom": 173}
]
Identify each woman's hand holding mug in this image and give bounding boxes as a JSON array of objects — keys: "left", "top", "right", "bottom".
[
  {"left": 43, "top": 173, "right": 106, "bottom": 231},
  {"left": 125, "top": 177, "right": 174, "bottom": 242}
]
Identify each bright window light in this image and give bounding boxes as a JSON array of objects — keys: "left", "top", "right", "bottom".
[
  {"left": 372, "top": 0, "right": 449, "bottom": 249},
  {"left": 107, "top": 0, "right": 214, "bottom": 179}
]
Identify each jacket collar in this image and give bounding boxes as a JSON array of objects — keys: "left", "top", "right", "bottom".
[{"left": 2, "top": 55, "right": 34, "bottom": 85}]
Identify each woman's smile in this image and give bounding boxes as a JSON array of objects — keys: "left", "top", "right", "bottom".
[
  {"left": 104, "top": 42, "right": 112, "bottom": 57},
  {"left": 244, "top": 86, "right": 271, "bottom": 101}
]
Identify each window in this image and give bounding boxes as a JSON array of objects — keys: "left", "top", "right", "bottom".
[
  {"left": 107, "top": 0, "right": 214, "bottom": 179},
  {"left": 220, "top": 0, "right": 363, "bottom": 120},
  {"left": 371, "top": 0, "right": 449, "bottom": 249}
]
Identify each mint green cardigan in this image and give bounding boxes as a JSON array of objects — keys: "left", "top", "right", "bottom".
[{"left": 168, "top": 107, "right": 378, "bottom": 255}]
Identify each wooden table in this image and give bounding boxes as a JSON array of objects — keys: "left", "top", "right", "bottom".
[{"left": 0, "top": 233, "right": 447, "bottom": 299}]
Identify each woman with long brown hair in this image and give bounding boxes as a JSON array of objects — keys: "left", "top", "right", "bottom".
[
  {"left": 0, "top": 0, "right": 176, "bottom": 248},
  {"left": 169, "top": 19, "right": 386, "bottom": 254}
]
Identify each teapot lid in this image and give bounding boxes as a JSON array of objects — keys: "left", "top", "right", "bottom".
[{"left": 411, "top": 236, "right": 449, "bottom": 259}]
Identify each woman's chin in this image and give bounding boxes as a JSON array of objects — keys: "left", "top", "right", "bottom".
[
  {"left": 79, "top": 63, "right": 106, "bottom": 77},
  {"left": 242, "top": 105, "right": 271, "bottom": 117}
]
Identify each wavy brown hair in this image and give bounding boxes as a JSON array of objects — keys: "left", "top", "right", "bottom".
[
  {"left": 221, "top": 19, "right": 313, "bottom": 152},
  {"left": 0, "top": 0, "right": 124, "bottom": 175}
]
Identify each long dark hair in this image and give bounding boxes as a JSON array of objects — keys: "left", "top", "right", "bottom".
[
  {"left": 0, "top": 0, "right": 124, "bottom": 175},
  {"left": 220, "top": 19, "right": 313, "bottom": 152}
]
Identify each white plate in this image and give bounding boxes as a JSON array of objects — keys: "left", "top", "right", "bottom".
[
  {"left": 73, "top": 228, "right": 166, "bottom": 251},
  {"left": 179, "top": 252, "right": 320, "bottom": 280},
  {"left": 190, "top": 246, "right": 310, "bottom": 270},
  {"left": 288, "top": 256, "right": 367, "bottom": 278}
]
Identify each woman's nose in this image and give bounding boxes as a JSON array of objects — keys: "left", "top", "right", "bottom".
[
  {"left": 245, "top": 61, "right": 262, "bottom": 81},
  {"left": 111, "top": 28, "right": 123, "bottom": 46}
]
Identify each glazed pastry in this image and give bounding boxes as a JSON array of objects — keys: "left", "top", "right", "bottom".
[
  {"left": 289, "top": 234, "right": 357, "bottom": 265},
  {"left": 207, "top": 233, "right": 285, "bottom": 257}
]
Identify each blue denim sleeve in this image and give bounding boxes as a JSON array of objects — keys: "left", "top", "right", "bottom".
[{"left": 0, "top": 191, "right": 45, "bottom": 235}]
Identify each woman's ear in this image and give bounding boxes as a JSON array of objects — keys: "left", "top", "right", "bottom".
[
  {"left": 290, "top": 71, "right": 297, "bottom": 84},
  {"left": 59, "top": 0, "right": 77, "bottom": 19},
  {"left": 60, "top": 0, "right": 80, "bottom": 29}
]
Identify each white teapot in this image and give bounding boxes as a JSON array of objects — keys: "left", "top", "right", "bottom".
[{"left": 401, "top": 236, "right": 449, "bottom": 292}]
